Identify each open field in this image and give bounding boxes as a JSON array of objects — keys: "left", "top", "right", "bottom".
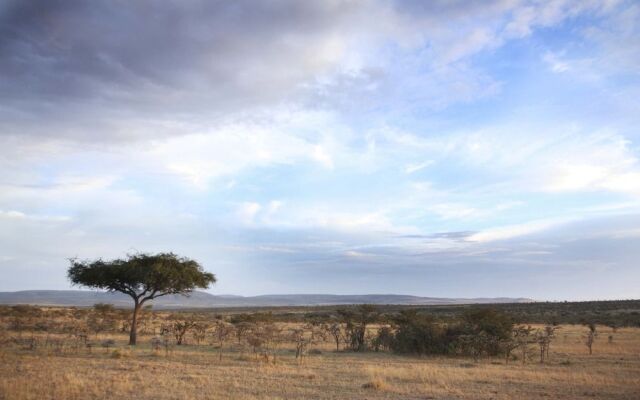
[{"left": 1, "top": 321, "right": 639, "bottom": 400}]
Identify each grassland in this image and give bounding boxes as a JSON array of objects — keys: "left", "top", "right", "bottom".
[{"left": 1, "top": 323, "right": 639, "bottom": 400}]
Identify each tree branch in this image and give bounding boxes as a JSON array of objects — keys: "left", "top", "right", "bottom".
[{"left": 140, "top": 289, "right": 159, "bottom": 304}]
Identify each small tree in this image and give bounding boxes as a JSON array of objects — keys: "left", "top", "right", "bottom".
[
  {"left": 535, "top": 325, "right": 557, "bottom": 363},
  {"left": 211, "top": 320, "right": 235, "bottom": 361},
  {"left": 289, "top": 323, "right": 326, "bottom": 362},
  {"left": 585, "top": 323, "right": 597, "bottom": 355},
  {"left": 543, "top": 325, "right": 558, "bottom": 361},
  {"left": 233, "top": 321, "right": 254, "bottom": 356},
  {"left": 512, "top": 325, "right": 535, "bottom": 365},
  {"left": 326, "top": 322, "right": 343, "bottom": 352},
  {"left": 338, "top": 304, "right": 379, "bottom": 352},
  {"left": 500, "top": 336, "right": 520, "bottom": 364},
  {"left": 257, "top": 322, "right": 284, "bottom": 363},
  {"left": 191, "top": 322, "right": 209, "bottom": 346},
  {"left": 172, "top": 318, "right": 198, "bottom": 345},
  {"left": 87, "top": 303, "right": 117, "bottom": 338},
  {"left": 68, "top": 252, "right": 215, "bottom": 345}
]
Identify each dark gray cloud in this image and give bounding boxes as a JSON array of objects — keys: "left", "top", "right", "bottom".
[
  {"left": 0, "top": 0, "right": 376, "bottom": 141},
  {"left": 0, "top": 1, "right": 344, "bottom": 95}
]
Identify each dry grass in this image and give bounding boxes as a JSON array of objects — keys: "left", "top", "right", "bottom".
[{"left": 1, "top": 325, "right": 639, "bottom": 399}]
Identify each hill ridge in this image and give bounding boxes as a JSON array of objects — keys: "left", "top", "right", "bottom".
[{"left": 0, "top": 290, "right": 532, "bottom": 308}]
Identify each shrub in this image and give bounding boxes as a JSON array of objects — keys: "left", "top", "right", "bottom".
[
  {"left": 459, "top": 308, "right": 513, "bottom": 356},
  {"left": 362, "top": 378, "right": 387, "bottom": 391},
  {"left": 372, "top": 326, "right": 394, "bottom": 352},
  {"left": 388, "top": 308, "right": 514, "bottom": 359},
  {"left": 390, "top": 310, "right": 450, "bottom": 355}
]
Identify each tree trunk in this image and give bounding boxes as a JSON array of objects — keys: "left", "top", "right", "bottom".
[
  {"left": 546, "top": 345, "right": 550, "bottom": 359},
  {"left": 129, "top": 300, "right": 141, "bottom": 345}
]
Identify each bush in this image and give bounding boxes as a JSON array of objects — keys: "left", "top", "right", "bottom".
[
  {"left": 388, "top": 308, "right": 514, "bottom": 358},
  {"left": 362, "top": 378, "right": 387, "bottom": 391},
  {"left": 372, "top": 326, "right": 393, "bottom": 352},
  {"left": 390, "top": 310, "right": 451, "bottom": 355},
  {"left": 458, "top": 308, "right": 513, "bottom": 356}
]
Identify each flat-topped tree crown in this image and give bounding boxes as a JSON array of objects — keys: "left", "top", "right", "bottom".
[{"left": 68, "top": 252, "right": 215, "bottom": 345}]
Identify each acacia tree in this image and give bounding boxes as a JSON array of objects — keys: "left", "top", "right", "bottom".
[{"left": 68, "top": 252, "right": 215, "bottom": 345}]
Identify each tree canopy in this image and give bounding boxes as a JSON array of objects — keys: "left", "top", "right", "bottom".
[{"left": 68, "top": 252, "right": 215, "bottom": 301}]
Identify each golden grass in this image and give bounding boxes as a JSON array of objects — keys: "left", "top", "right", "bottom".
[{"left": 1, "top": 325, "right": 639, "bottom": 399}]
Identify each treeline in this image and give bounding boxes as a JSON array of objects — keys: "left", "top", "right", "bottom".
[
  {"left": 3, "top": 299, "right": 638, "bottom": 327},
  {"left": 297, "top": 299, "right": 640, "bottom": 328},
  {"left": 166, "top": 299, "right": 640, "bottom": 327},
  {"left": 463, "top": 300, "right": 640, "bottom": 327}
]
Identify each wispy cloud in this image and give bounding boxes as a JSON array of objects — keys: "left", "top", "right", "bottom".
[{"left": 404, "top": 160, "right": 434, "bottom": 174}]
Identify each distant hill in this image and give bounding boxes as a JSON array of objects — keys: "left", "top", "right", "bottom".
[{"left": 0, "top": 290, "right": 532, "bottom": 308}]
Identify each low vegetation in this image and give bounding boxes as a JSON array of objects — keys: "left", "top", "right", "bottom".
[{"left": 1, "top": 301, "right": 640, "bottom": 399}]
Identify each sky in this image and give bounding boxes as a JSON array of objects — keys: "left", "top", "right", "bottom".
[{"left": 1, "top": 0, "right": 639, "bottom": 300}]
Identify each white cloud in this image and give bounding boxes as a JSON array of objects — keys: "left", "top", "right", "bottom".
[
  {"left": 505, "top": 0, "right": 614, "bottom": 39},
  {"left": 430, "top": 203, "right": 480, "bottom": 220},
  {"left": 0, "top": 210, "right": 70, "bottom": 222},
  {"left": 145, "top": 109, "right": 348, "bottom": 188},
  {"left": 380, "top": 125, "right": 640, "bottom": 198},
  {"left": 467, "top": 218, "right": 573, "bottom": 243},
  {"left": 543, "top": 51, "right": 571, "bottom": 73},
  {"left": 312, "top": 145, "right": 334, "bottom": 169},
  {"left": 404, "top": 160, "right": 434, "bottom": 174},
  {"left": 0, "top": 210, "right": 25, "bottom": 219},
  {"left": 541, "top": 133, "right": 640, "bottom": 195},
  {"left": 343, "top": 250, "right": 377, "bottom": 260},
  {"left": 237, "top": 202, "right": 262, "bottom": 225},
  {"left": 267, "top": 201, "right": 283, "bottom": 215}
]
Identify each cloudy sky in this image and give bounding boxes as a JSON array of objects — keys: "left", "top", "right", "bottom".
[{"left": 1, "top": 0, "right": 639, "bottom": 300}]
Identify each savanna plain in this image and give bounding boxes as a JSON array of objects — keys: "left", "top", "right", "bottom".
[{"left": 1, "top": 302, "right": 639, "bottom": 400}]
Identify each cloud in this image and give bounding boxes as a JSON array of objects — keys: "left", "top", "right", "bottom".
[
  {"left": 142, "top": 108, "right": 345, "bottom": 188},
  {"left": 467, "top": 218, "right": 573, "bottom": 243},
  {"left": 580, "top": 2, "right": 640, "bottom": 75},
  {"left": 379, "top": 125, "right": 640, "bottom": 198},
  {"left": 237, "top": 202, "right": 262, "bottom": 225},
  {"left": 543, "top": 51, "right": 571, "bottom": 73},
  {"left": 404, "top": 160, "right": 433, "bottom": 174},
  {"left": 0, "top": 209, "right": 70, "bottom": 222},
  {"left": 0, "top": 0, "right": 619, "bottom": 144}
]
